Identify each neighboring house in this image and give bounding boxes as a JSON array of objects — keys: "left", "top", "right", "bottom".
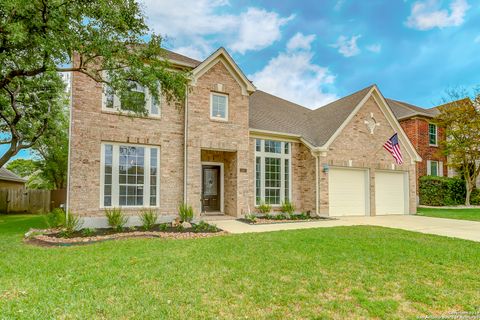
[
  {"left": 388, "top": 100, "right": 447, "bottom": 186},
  {"left": 0, "top": 167, "right": 26, "bottom": 189},
  {"left": 67, "top": 47, "right": 422, "bottom": 218}
]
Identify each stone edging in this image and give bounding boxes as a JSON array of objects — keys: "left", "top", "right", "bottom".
[{"left": 26, "top": 230, "right": 228, "bottom": 247}]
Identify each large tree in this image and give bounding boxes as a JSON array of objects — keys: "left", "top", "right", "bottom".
[
  {"left": 0, "top": 0, "right": 189, "bottom": 167},
  {"left": 7, "top": 105, "right": 69, "bottom": 189},
  {"left": 435, "top": 88, "right": 480, "bottom": 205}
]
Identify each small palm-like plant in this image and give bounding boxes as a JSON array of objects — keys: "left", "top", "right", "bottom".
[
  {"left": 178, "top": 203, "right": 194, "bottom": 222},
  {"left": 140, "top": 209, "right": 158, "bottom": 230},
  {"left": 105, "top": 207, "right": 128, "bottom": 232},
  {"left": 257, "top": 201, "right": 272, "bottom": 214},
  {"left": 281, "top": 200, "right": 295, "bottom": 215}
]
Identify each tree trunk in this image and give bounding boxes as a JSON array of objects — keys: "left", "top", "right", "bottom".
[
  {"left": 0, "top": 144, "right": 19, "bottom": 168},
  {"left": 465, "top": 179, "right": 473, "bottom": 206}
]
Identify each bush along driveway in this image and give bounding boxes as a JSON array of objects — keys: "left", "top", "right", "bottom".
[
  {"left": 0, "top": 214, "right": 479, "bottom": 319},
  {"left": 417, "top": 207, "right": 480, "bottom": 222}
]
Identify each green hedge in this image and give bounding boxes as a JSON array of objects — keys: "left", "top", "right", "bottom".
[{"left": 419, "top": 176, "right": 466, "bottom": 206}]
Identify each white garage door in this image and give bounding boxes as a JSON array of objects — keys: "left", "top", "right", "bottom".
[
  {"left": 375, "top": 171, "right": 407, "bottom": 215},
  {"left": 329, "top": 168, "right": 368, "bottom": 216}
]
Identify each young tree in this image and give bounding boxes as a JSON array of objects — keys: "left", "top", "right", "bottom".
[
  {"left": 435, "top": 88, "right": 480, "bottom": 205},
  {"left": 0, "top": 0, "right": 189, "bottom": 167}
]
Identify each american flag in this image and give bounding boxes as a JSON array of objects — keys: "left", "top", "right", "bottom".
[{"left": 383, "top": 133, "right": 403, "bottom": 164}]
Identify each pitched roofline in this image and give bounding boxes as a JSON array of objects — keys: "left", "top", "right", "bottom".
[
  {"left": 0, "top": 168, "right": 27, "bottom": 183},
  {"left": 191, "top": 47, "right": 256, "bottom": 95}
]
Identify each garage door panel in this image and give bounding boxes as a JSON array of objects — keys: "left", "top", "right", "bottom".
[
  {"left": 329, "top": 168, "right": 367, "bottom": 216},
  {"left": 375, "top": 171, "right": 406, "bottom": 215}
]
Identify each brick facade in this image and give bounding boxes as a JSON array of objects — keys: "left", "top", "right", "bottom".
[
  {"left": 68, "top": 51, "right": 418, "bottom": 218},
  {"left": 319, "top": 96, "right": 417, "bottom": 215},
  {"left": 399, "top": 117, "right": 447, "bottom": 185}
]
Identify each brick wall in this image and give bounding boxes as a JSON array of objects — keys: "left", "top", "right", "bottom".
[
  {"left": 320, "top": 96, "right": 417, "bottom": 215},
  {"left": 186, "top": 59, "right": 250, "bottom": 217},
  {"left": 399, "top": 117, "right": 447, "bottom": 184},
  {"left": 69, "top": 70, "right": 185, "bottom": 217}
]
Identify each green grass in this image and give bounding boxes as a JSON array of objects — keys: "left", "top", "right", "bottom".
[
  {"left": 417, "top": 207, "right": 480, "bottom": 222},
  {"left": 0, "top": 214, "right": 479, "bottom": 319}
]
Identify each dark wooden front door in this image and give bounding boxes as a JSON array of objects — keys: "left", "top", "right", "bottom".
[{"left": 202, "top": 165, "right": 221, "bottom": 212}]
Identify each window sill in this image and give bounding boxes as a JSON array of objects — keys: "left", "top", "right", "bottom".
[
  {"left": 100, "top": 205, "right": 160, "bottom": 210},
  {"left": 101, "top": 109, "right": 161, "bottom": 120},
  {"left": 209, "top": 117, "right": 229, "bottom": 123},
  {"left": 429, "top": 144, "right": 438, "bottom": 147}
]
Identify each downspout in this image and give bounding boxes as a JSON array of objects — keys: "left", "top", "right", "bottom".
[
  {"left": 65, "top": 71, "right": 74, "bottom": 221},
  {"left": 315, "top": 153, "right": 319, "bottom": 216},
  {"left": 183, "top": 85, "right": 189, "bottom": 205}
]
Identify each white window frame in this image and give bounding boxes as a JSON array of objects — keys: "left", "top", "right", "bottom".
[
  {"left": 100, "top": 142, "right": 160, "bottom": 209},
  {"left": 428, "top": 123, "right": 438, "bottom": 146},
  {"left": 426, "top": 160, "right": 443, "bottom": 177},
  {"left": 102, "top": 83, "right": 161, "bottom": 118},
  {"left": 254, "top": 139, "right": 292, "bottom": 206},
  {"left": 210, "top": 92, "right": 228, "bottom": 121}
]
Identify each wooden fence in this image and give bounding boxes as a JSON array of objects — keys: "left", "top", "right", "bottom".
[{"left": 0, "top": 188, "right": 66, "bottom": 214}]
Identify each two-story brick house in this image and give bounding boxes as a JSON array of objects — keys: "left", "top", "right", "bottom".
[
  {"left": 67, "top": 47, "right": 423, "bottom": 218},
  {"left": 387, "top": 100, "right": 447, "bottom": 186}
]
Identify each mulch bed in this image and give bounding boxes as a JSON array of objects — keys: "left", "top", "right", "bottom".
[
  {"left": 238, "top": 216, "right": 335, "bottom": 225},
  {"left": 24, "top": 226, "right": 227, "bottom": 247}
]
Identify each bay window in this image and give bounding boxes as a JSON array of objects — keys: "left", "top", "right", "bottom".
[
  {"left": 101, "top": 143, "right": 159, "bottom": 208},
  {"left": 255, "top": 139, "right": 291, "bottom": 205}
]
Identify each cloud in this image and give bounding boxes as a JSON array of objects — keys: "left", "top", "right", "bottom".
[
  {"left": 334, "top": 0, "right": 346, "bottom": 11},
  {"left": 405, "top": 0, "right": 470, "bottom": 30},
  {"left": 287, "top": 32, "right": 316, "bottom": 51},
  {"left": 475, "top": 35, "right": 480, "bottom": 43},
  {"left": 142, "top": 0, "right": 293, "bottom": 58},
  {"left": 331, "top": 35, "right": 362, "bottom": 57},
  {"left": 249, "top": 33, "right": 337, "bottom": 109},
  {"left": 366, "top": 44, "right": 382, "bottom": 53}
]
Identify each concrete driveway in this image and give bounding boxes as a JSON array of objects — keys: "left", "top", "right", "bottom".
[{"left": 210, "top": 215, "right": 480, "bottom": 242}]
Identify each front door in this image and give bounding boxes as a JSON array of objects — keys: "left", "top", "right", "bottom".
[{"left": 202, "top": 165, "right": 221, "bottom": 212}]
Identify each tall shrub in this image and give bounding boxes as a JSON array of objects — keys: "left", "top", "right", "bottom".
[{"left": 419, "top": 176, "right": 465, "bottom": 206}]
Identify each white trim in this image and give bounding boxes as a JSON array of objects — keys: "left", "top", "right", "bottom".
[
  {"left": 201, "top": 161, "right": 224, "bottom": 213},
  {"left": 210, "top": 92, "right": 229, "bottom": 121},
  {"left": 439, "top": 161, "right": 444, "bottom": 176},
  {"left": 191, "top": 48, "right": 256, "bottom": 96},
  {"left": 426, "top": 160, "right": 431, "bottom": 175},
  {"left": 428, "top": 123, "right": 438, "bottom": 147},
  {"left": 99, "top": 142, "right": 160, "bottom": 209}
]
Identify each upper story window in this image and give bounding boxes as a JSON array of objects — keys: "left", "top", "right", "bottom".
[
  {"left": 428, "top": 123, "right": 437, "bottom": 146},
  {"left": 210, "top": 93, "right": 228, "bottom": 121},
  {"left": 102, "top": 82, "right": 160, "bottom": 117}
]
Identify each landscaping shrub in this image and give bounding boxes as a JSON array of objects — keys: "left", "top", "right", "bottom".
[
  {"left": 281, "top": 200, "right": 295, "bottom": 215},
  {"left": 44, "top": 208, "right": 66, "bottom": 228},
  {"left": 159, "top": 223, "right": 168, "bottom": 231},
  {"left": 140, "top": 209, "right": 158, "bottom": 230},
  {"left": 419, "top": 176, "right": 466, "bottom": 206},
  {"left": 192, "top": 220, "right": 217, "bottom": 233},
  {"left": 105, "top": 208, "right": 128, "bottom": 232},
  {"left": 244, "top": 213, "right": 257, "bottom": 223},
  {"left": 178, "top": 203, "right": 193, "bottom": 222},
  {"left": 257, "top": 202, "right": 272, "bottom": 214},
  {"left": 470, "top": 188, "right": 480, "bottom": 205},
  {"left": 81, "top": 228, "right": 96, "bottom": 237}
]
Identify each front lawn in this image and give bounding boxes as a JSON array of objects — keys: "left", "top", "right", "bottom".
[
  {"left": 0, "top": 215, "right": 479, "bottom": 319},
  {"left": 417, "top": 207, "right": 480, "bottom": 222}
]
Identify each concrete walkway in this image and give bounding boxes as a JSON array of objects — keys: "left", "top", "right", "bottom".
[{"left": 207, "top": 215, "right": 480, "bottom": 242}]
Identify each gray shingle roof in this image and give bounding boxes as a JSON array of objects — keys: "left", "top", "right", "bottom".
[
  {"left": 249, "top": 85, "right": 374, "bottom": 146},
  {"left": 164, "top": 49, "right": 201, "bottom": 68},
  {"left": 0, "top": 167, "right": 26, "bottom": 183},
  {"left": 249, "top": 85, "right": 438, "bottom": 147},
  {"left": 387, "top": 99, "right": 438, "bottom": 120}
]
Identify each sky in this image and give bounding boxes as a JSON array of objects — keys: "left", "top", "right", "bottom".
[
  {"left": 143, "top": 0, "right": 479, "bottom": 109},
  {"left": 2, "top": 0, "right": 479, "bottom": 162}
]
